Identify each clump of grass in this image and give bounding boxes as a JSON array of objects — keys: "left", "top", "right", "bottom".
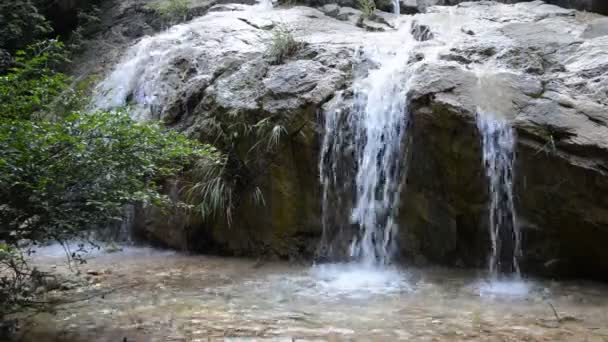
[
  {"left": 187, "top": 158, "right": 236, "bottom": 226},
  {"left": 186, "top": 113, "right": 288, "bottom": 225},
  {"left": 358, "top": 0, "right": 376, "bottom": 19},
  {"left": 266, "top": 25, "right": 302, "bottom": 65},
  {"left": 154, "top": 0, "right": 190, "bottom": 23}
]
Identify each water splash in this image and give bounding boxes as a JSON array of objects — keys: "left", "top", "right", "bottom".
[
  {"left": 476, "top": 111, "right": 521, "bottom": 277},
  {"left": 310, "top": 263, "right": 410, "bottom": 297},
  {"left": 478, "top": 278, "right": 529, "bottom": 298}
]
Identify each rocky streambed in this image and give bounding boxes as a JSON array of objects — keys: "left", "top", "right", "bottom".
[{"left": 12, "top": 245, "right": 608, "bottom": 341}]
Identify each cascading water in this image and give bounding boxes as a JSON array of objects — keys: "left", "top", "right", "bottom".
[
  {"left": 476, "top": 111, "right": 521, "bottom": 277},
  {"left": 319, "top": 35, "right": 414, "bottom": 267}
]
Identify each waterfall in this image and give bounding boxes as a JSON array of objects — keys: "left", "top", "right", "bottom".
[
  {"left": 476, "top": 111, "right": 521, "bottom": 277},
  {"left": 320, "top": 36, "right": 414, "bottom": 266},
  {"left": 349, "top": 51, "right": 409, "bottom": 266},
  {"left": 392, "top": 0, "right": 400, "bottom": 15}
]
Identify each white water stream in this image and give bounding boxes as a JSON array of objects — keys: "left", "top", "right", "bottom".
[
  {"left": 347, "top": 47, "right": 411, "bottom": 265},
  {"left": 477, "top": 111, "right": 521, "bottom": 277}
]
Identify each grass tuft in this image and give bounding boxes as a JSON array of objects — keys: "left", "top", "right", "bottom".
[
  {"left": 266, "top": 25, "right": 302, "bottom": 65},
  {"left": 358, "top": 0, "right": 376, "bottom": 19},
  {"left": 154, "top": 0, "right": 190, "bottom": 23}
]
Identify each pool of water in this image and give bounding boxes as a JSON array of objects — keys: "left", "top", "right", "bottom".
[{"left": 16, "top": 246, "right": 608, "bottom": 341}]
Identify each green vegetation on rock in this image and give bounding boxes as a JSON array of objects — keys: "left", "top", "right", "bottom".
[
  {"left": 154, "top": 0, "right": 191, "bottom": 24},
  {"left": 266, "top": 25, "right": 302, "bottom": 65}
]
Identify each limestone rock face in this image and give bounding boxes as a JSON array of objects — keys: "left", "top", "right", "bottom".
[{"left": 92, "top": 0, "right": 608, "bottom": 278}]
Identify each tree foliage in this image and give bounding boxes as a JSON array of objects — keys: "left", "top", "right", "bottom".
[
  {"left": 358, "top": 0, "right": 377, "bottom": 19},
  {"left": 0, "top": 40, "right": 72, "bottom": 119},
  {"left": 0, "top": 41, "right": 219, "bottom": 321},
  {"left": 0, "top": 0, "right": 52, "bottom": 52},
  {"left": 0, "top": 111, "right": 218, "bottom": 245}
]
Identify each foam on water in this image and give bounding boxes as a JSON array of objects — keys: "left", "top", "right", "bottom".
[
  {"left": 478, "top": 279, "right": 530, "bottom": 298},
  {"left": 310, "top": 263, "right": 411, "bottom": 297}
]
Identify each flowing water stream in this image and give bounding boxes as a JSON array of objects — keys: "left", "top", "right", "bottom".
[{"left": 473, "top": 67, "right": 523, "bottom": 277}]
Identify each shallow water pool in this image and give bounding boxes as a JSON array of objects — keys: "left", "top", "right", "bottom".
[{"left": 16, "top": 246, "right": 608, "bottom": 341}]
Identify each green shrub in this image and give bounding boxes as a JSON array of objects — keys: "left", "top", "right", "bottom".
[
  {"left": 0, "top": 40, "right": 72, "bottom": 120},
  {"left": 186, "top": 111, "right": 288, "bottom": 224},
  {"left": 0, "top": 41, "right": 219, "bottom": 320},
  {"left": 0, "top": 0, "right": 52, "bottom": 52}
]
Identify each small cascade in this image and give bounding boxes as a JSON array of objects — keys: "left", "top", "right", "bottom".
[
  {"left": 320, "top": 34, "right": 414, "bottom": 267},
  {"left": 476, "top": 111, "right": 521, "bottom": 277},
  {"left": 392, "top": 0, "right": 400, "bottom": 15}
]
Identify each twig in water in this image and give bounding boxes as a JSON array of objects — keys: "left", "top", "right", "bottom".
[{"left": 547, "top": 301, "right": 561, "bottom": 322}]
